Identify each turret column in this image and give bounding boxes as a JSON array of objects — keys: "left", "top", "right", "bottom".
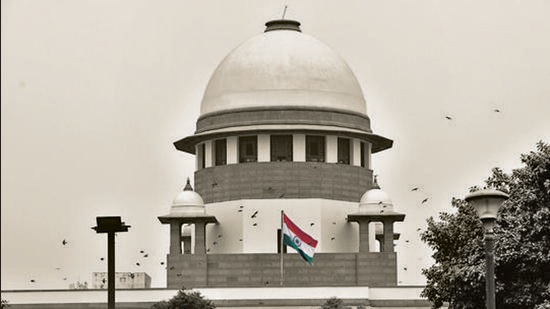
[
  {"left": 383, "top": 219, "right": 395, "bottom": 252},
  {"left": 169, "top": 222, "right": 182, "bottom": 255}
]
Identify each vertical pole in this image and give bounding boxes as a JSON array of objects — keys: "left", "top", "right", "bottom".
[
  {"left": 107, "top": 232, "right": 115, "bottom": 309},
  {"left": 280, "top": 210, "right": 284, "bottom": 286},
  {"left": 485, "top": 232, "right": 496, "bottom": 309}
]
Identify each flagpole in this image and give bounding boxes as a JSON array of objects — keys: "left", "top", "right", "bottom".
[{"left": 280, "top": 210, "right": 284, "bottom": 286}]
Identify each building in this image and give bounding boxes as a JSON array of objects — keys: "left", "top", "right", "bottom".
[
  {"left": 2, "top": 18, "right": 434, "bottom": 309},
  {"left": 159, "top": 18, "right": 407, "bottom": 290},
  {"left": 91, "top": 272, "right": 151, "bottom": 289}
]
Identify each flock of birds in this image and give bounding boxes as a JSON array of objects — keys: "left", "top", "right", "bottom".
[{"left": 27, "top": 107, "right": 505, "bottom": 284}]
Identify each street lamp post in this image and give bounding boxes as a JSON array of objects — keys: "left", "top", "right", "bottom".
[
  {"left": 92, "top": 216, "right": 130, "bottom": 309},
  {"left": 465, "top": 189, "right": 509, "bottom": 309}
]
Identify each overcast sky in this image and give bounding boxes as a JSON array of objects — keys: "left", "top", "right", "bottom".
[{"left": 2, "top": 0, "right": 549, "bottom": 290}]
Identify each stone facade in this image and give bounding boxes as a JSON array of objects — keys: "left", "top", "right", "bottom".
[{"left": 166, "top": 252, "right": 397, "bottom": 288}]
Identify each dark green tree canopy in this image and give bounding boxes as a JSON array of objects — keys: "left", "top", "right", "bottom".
[
  {"left": 151, "top": 288, "right": 215, "bottom": 309},
  {"left": 421, "top": 141, "right": 550, "bottom": 309}
]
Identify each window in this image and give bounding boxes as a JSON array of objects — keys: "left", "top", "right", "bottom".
[
  {"left": 360, "top": 142, "right": 366, "bottom": 167},
  {"left": 198, "top": 143, "right": 205, "bottom": 169},
  {"left": 338, "top": 138, "right": 350, "bottom": 164},
  {"left": 239, "top": 136, "right": 257, "bottom": 163},
  {"left": 214, "top": 139, "right": 227, "bottom": 166},
  {"left": 270, "top": 135, "right": 293, "bottom": 162},
  {"left": 306, "top": 135, "right": 325, "bottom": 162}
]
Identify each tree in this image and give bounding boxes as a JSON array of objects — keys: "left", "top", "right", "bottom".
[
  {"left": 421, "top": 141, "right": 550, "bottom": 308},
  {"left": 151, "top": 288, "right": 215, "bottom": 309},
  {"left": 320, "top": 297, "right": 352, "bottom": 309}
]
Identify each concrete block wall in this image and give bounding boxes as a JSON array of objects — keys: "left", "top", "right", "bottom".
[
  {"left": 195, "top": 161, "right": 373, "bottom": 203},
  {"left": 167, "top": 252, "right": 397, "bottom": 288}
]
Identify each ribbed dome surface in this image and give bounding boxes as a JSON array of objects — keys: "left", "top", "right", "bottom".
[{"left": 200, "top": 24, "right": 367, "bottom": 116}]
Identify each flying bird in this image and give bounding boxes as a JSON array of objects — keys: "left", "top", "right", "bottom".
[
  {"left": 405, "top": 240, "right": 410, "bottom": 243},
  {"left": 310, "top": 223, "right": 315, "bottom": 226},
  {"left": 411, "top": 187, "right": 419, "bottom": 191},
  {"left": 213, "top": 241, "right": 217, "bottom": 245},
  {"left": 130, "top": 273, "right": 135, "bottom": 279},
  {"left": 416, "top": 228, "right": 422, "bottom": 232},
  {"left": 143, "top": 254, "right": 148, "bottom": 258},
  {"left": 160, "top": 262, "right": 165, "bottom": 265},
  {"left": 380, "top": 210, "right": 385, "bottom": 213},
  {"left": 169, "top": 266, "right": 175, "bottom": 270},
  {"left": 251, "top": 211, "right": 259, "bottom": 218},
  {"left": 239, "top": 239, "right": 243, "bottom": 242},
  {"left": 100, "top": 257, "right": 104, "bottom": 261},
  {"left": 135, "top": 262, "right": 140, "bottom": 266},
  {"left": 239, "top": 205, "right": 244, "bottom": 208},
  {"left": 403, "top": 267, "right": 408, "bottom": 271},
  {"left": 63, "top": 277, "right": 67, "bottom": 281},
  {"left": 102, "top": 278, "right": 106, "bottom": 284},
  {"left": 445, "top": 116, "right": 453, "bottom": 120},
  {"left": 176, "top": 273, "right": 182, "bottom": 277},
  {"left": 421, "top": 198, "right": 429, "bottom": 204},
  {"left": 331, "top": 237, "right": 335, "bottom": 240},
  {"left": 332, "top": 222, "right": 336, "bottom": 225},
  {"left": 253, "top": 223, "right": 258, "bottom": 226},
  {"left": 279, "top": 193, "right": 285, "bottom": 198},
  {"left": 218, "top": 234, "right": 222, "bottom": 238},
  {"left": 238, "top": 209, "right": 243, "bottom": 212},
  {"left": 494, "top": 108, "right": 501, "bottom": 113},
  {"left": 62, "top": 239, "right": 68, "bottom": 246},
  {"left": 30, "top": 279, "right": 35, "bottom": 283}
]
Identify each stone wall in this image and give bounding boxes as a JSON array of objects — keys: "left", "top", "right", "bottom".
[
  {"left": 167, "top": 252, "right": 397, "bottom": 288},
  {"left": 195, "top": 161, "right": 374, "bottom": 203}
]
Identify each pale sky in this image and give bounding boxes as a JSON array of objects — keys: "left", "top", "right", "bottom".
[{"left": 2, "top": 0, "right": 549, "bottom": 290}]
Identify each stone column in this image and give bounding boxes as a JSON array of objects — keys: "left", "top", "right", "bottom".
[
  {"left": 359, "top": 219, "right": 370, "bottom": 253},
  {"left": 194, "top": 222, "right": 206, "bottom": 254},
  {"left": 383, "top": 219, "right": 394, "bottom": 252},
  {"left": 170, "top": 222, "right": 182, "bottom": 255},
  {"left": 182, "top": 235, "right": 192, "bottom": 254}
]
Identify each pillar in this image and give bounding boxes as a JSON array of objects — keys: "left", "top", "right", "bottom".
[
  {"left": 383, "top": 219, "right": 394, "bottom": 252},
  {"left": 293, "top": 134, "right": 305, "bottom": 162},
  {"left": 169, "top": 222, "right": 182, "bottom": 255},
  {"left": 182, "top": 235, "right": 192, "bottom": 254},
  {"left": 194, "top": 222, "right": 206, "bottom": 254},
  {"left": 358, "top": 220, "right": 370, "bottom": 253},
  {"left": 257, "top": 134, "right": 270, "bottom": 162},
  {"left": 326, "top": 135, "right": 338, "bottom": 163},
  {"left": 227, "top": 136, "right": 238, "bottom": 164}
]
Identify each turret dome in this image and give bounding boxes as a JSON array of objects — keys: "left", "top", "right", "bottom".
[
  {"left": 359, "top": 178, "right": 394, "bottom": 212},
  {"left": 168, "top": 179, "right": 205, "bottom": 216}
]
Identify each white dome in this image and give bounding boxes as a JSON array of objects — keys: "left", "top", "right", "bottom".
[
  {"left": 200, "top": 21, "right": 367, "bottom": 116},
  {"left": 359, "top": 186, "right": 394, "bottom": 212},
  {"left": 169, "top": 179, "right": 205, "bottom": 216}
]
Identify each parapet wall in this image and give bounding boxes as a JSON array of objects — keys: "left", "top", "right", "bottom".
[
  {"left": 167, "top": 252, "right": 397, "bottom": 288},
  {"left": 195, "top": 162, "right": 373, "bottom": 204}
]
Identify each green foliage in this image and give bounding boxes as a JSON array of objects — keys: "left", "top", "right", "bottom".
[
  {"left": 421, "top": 141, "right": 550, "bottom": 308},
  {"left": 321, "top": 297, "right": 352, "bottom": 309},
  {"left": 150, "top": 288, "right": 215, "bottom": 309}
]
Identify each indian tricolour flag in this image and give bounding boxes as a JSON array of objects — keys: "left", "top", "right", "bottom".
[{"left": 282, "top": 212, "right": 318, "bottom": 265}]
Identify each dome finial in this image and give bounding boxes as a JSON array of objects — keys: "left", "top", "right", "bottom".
[
  {"left": 281, "top": 5, "right": 288, "bottom": 19},
  {"left": 372, "top": 175, "right": 381, "bottom": 190},
  {"left": 184, "top": 178, "right": 193, "bottom": 191},
  {"left": 265, "top": 19, "right": 301, "bottom": 32}
]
